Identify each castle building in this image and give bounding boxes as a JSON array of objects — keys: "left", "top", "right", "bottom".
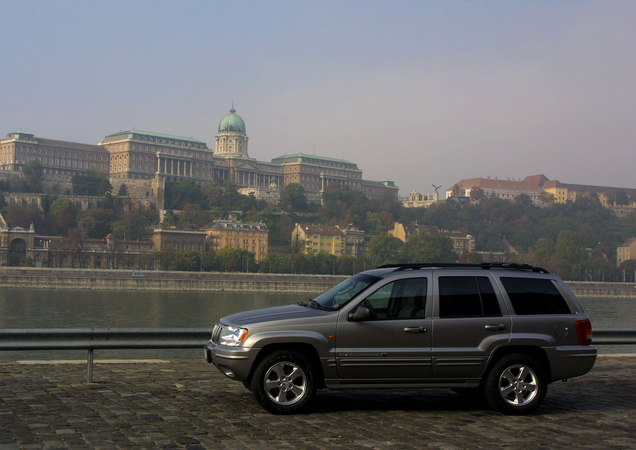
[
  {"left": 1, "top": 107, "right": 398, "bottom": 202},
  {"left": 1, "top": 131, "right": 109, "bottom": 176}
]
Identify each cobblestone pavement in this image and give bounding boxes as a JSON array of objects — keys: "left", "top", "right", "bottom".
[{"left": 0, "top": 356, "right": 635, "bottom": 450}]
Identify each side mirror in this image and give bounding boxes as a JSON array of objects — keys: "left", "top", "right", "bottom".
[{"left": 347, "top": 304, "right": 377, "bottom": 321}]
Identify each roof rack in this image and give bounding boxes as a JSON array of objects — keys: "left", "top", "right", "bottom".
[{"left": 375, "top": 262, "right": 550, "bottom": 274}]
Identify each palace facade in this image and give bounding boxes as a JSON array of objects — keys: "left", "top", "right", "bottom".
[{"left": 1, "top": 107, "right": 398, "bottom": 202}]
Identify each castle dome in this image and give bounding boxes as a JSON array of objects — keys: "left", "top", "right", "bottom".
[{"left": 218, "top": 108, "right": 246, "bottom": 133}]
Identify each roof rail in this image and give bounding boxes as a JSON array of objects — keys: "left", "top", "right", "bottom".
[{"left": 375, "top": 262, "right": 550, "bottom": 274}]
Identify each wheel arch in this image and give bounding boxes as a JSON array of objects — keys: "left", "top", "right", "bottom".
[
  {"left": 248, "top": 343, "right": 326, "bottom": 389},
  {"left": 485, "top": 346, "right": 552, "bottom": 382}
]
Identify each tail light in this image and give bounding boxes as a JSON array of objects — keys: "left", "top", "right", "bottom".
[{"left": 576, "top": 319, "right": 593, "bottom": 345}]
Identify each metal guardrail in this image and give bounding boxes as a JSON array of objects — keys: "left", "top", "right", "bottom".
[
  {"left": 0, "top": 328, "right": 213, "bottom": 382},
  {"left": 0, "top": 328, "right": 634, "bottom": 383}
]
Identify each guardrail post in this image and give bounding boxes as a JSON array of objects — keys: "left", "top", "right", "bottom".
[{"left": 87, "top": 348, "right": 94, "bottom": 383}]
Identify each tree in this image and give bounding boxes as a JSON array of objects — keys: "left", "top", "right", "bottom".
[
  {"left": 202, "top": 180, "right": 224, "bottom": 208},
  {"left": 48, "top": 198, "right": 78, "bottom": 236},
  {"left": 539, "top": 191, "right": 555, "bottom": 204},
  {"left": 280, "top": 183, "right": 309, "bottom": 212},
  {"left": 529, "top": 237, "right": 555, "bottom": 268},
  {"left": 215, "top": 248, "right": 250, "bottom": 272},
  {"left": 162, "top": 210, "right": 178, "bottom": 228},
  {"left": 367, "top": 232, "right": 400, "bottom": 265},
  {"left": 470, "top": 186, "right": 484, "bottom": 201},
  {"left": 111, "top": 211, "right": 148, "bottom": 241},
  {"left": 451, "top": 184, "right": 465, "bottom": 196},
  {"left": 458, "top": 251, "right": 483, "bottom": 263},
  {"left": 555, "top": 230, "right": 587, "bottom": 266},
  {"left": 172, "top": 251, "right": 200, "bottom": 271},
  {"left": 179, "top": 203, "right": 210, "bottom": 229},
  {"left": 258, "top": 251, "right": 289, "bottom": 273},
  {"left": 23, "top": 160, "right": 44, "bottom": 192},
  {"left": 399, "top": 230, "right": 457, "bottom": 263},
  {"left": 117, "top": 183, "right": 129, "bottom": 197},
  {"left": 616, "top": 190, "right": 630, "bottom": 206},
  {"left": 77, "top": 208, "right": 115, "bottom": 239},
  {"left": 165, "top": 179, "right": 206, "bottom": 209}
]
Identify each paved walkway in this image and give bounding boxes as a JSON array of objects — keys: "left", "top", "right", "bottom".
[{"left": 1, "top": 356, "right": 635, "bottom": 450}]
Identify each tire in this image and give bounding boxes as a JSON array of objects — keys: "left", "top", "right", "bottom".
[
  {"left": 251, "top": 350, "right": 317, "bottom": 414},
  {"left": 484, "top": 353, "right": 547, "bottom": 415}
]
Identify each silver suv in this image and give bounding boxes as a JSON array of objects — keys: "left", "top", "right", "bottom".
[{"left": 204, "top": 263, "right": 596, "bottom": 415}]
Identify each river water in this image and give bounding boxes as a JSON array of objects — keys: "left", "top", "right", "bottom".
[{"left": 0, "top": 288, "right": 634, "bottom": 360}]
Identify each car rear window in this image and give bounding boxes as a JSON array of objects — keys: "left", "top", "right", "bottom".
[
  {"left": 500, "top": 277, "right": 571, "bottom": 315},
  {"left": 438, "top": 276, "right": 501, "bottom": 317}
]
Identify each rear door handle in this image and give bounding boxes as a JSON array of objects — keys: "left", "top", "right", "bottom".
[
  {"left": 404, "top": 326, "right": 427, "bottom": 333},
  {"left": 485, "top": 324, "right": 505, "bottom": 331}
]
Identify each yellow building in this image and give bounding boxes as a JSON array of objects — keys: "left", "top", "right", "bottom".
[
  {"left": 616, "top": 238, "right": 636, "bottom": 267},
  {"left": 205, "top": 217, "right": 268, "bottom": 262},
  {"left": 292, "top": 224, "right": 346, "bottom": 255}
]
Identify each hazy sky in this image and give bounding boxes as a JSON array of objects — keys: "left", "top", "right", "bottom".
[{"left": 2, "top": 0, "right": 634, "bottom": 195}]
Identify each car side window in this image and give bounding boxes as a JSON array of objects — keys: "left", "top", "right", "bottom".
[
  {"left": 439, "top": 276, "right": 502, "bottom": 318},
  {"left": 364, "top": 278, "right": 428, "bottom": 319},
  {"left": 500, "top": 277, "right": 571, "bottom": 315}
]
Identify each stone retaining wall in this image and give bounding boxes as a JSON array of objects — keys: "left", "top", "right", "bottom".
[
  {"left": 1, "top": 267, "right": 635, "bottom": 296},
  {"left": 0, "top": 267, "right": 346, "bottom": 293}
]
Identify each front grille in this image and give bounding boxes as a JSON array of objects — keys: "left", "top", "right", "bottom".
[{"left": 211, "top": 324, "right": 223, "bottom": 343}]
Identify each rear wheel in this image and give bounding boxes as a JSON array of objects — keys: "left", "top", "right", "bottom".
[
  {"left": 484, "top": 353, "right": 547, "bottom": 415},
  {"left": 251, "top": 350, "right": 317, "bottom": 414}
]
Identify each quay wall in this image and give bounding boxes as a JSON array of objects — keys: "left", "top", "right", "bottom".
[
  {"left": 0, "top": 267, "right": 635, "bottom": 297},
  {"left": 0, "top": 267, "right": 346, "bottom": 293}
]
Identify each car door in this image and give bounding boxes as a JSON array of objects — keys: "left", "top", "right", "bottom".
[
  {"left": 431, "top": 274, "right": 511, "bottom": 379},
  {"left": 335, "top": 275, "right": 433, "bottom": 383}
]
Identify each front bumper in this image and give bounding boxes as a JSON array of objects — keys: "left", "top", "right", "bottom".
[{"left": 204, "top": 340, "right": 259, "bottom": 382}]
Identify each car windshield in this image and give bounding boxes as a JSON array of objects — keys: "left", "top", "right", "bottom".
[{"left": 311, "top": 274, "right": 380, "bottom": 309}]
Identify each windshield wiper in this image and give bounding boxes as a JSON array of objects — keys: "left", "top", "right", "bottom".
[{"left": 297, "top": 299, "right": 331, "bottom": 310}]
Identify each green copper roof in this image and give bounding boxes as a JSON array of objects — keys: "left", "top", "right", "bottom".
[
  {"left": 218, "top": 108, "right": 246, "bottom": 133},
  {"left": 104, "top": 129, "right": 206, "bottom": 144},
  {"left": 271, "top": 153, "right": 356, "bottom": 165}
]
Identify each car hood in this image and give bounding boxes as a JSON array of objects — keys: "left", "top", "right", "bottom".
[{"left": 221, "top": 304, "right": 332, "bottom": 326}]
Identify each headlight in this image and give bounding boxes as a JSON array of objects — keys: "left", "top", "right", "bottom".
[{"left": 219, "top": 326, "right": 249, "bottom": 347}]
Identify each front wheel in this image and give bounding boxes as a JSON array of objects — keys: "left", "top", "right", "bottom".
[
  {"left": 484, "top": 353, "right": 547, "bottom": 415},
  {"left": 251, "top": 350, "right": 317, "bottom": 414}
]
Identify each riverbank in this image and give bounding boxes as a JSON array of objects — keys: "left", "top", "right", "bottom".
[
  {"left": 0, "top": 267, "right": 346, "bottom": 293},
  {"left": 0, "top": 267, "right": 635, "bottom": 297}
]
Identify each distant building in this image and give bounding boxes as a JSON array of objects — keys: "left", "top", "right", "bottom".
[
  {"left": 447, "top": 176, "right": 545, "bottom": 204},
  {"left": 448, "top": 174, "right": 636, "bottom": 208},
  {"left": 616, "top": 238, "right": 636, "bottom": 267},
  {"left": 292, "top": 224, "right": 346, "bottom": 256},
  {"left": 153, "top": 229, "right": 207, "bottom": 253},
  {"left": 401, "top": 189, "right": 439, "bottom": 208},
  {"left": 204, "top": 216, "right": 269, "bottom": 262},
  {"left": 336, "top": 224, "right": 368, "bottom": 257}
]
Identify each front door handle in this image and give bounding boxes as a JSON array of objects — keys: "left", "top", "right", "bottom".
[
  {"left": 404, "top": 326, "right": 427, "bottom": 333},
  {"left": 485, "top": 324, "right": 505, "bottom": 331}
]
